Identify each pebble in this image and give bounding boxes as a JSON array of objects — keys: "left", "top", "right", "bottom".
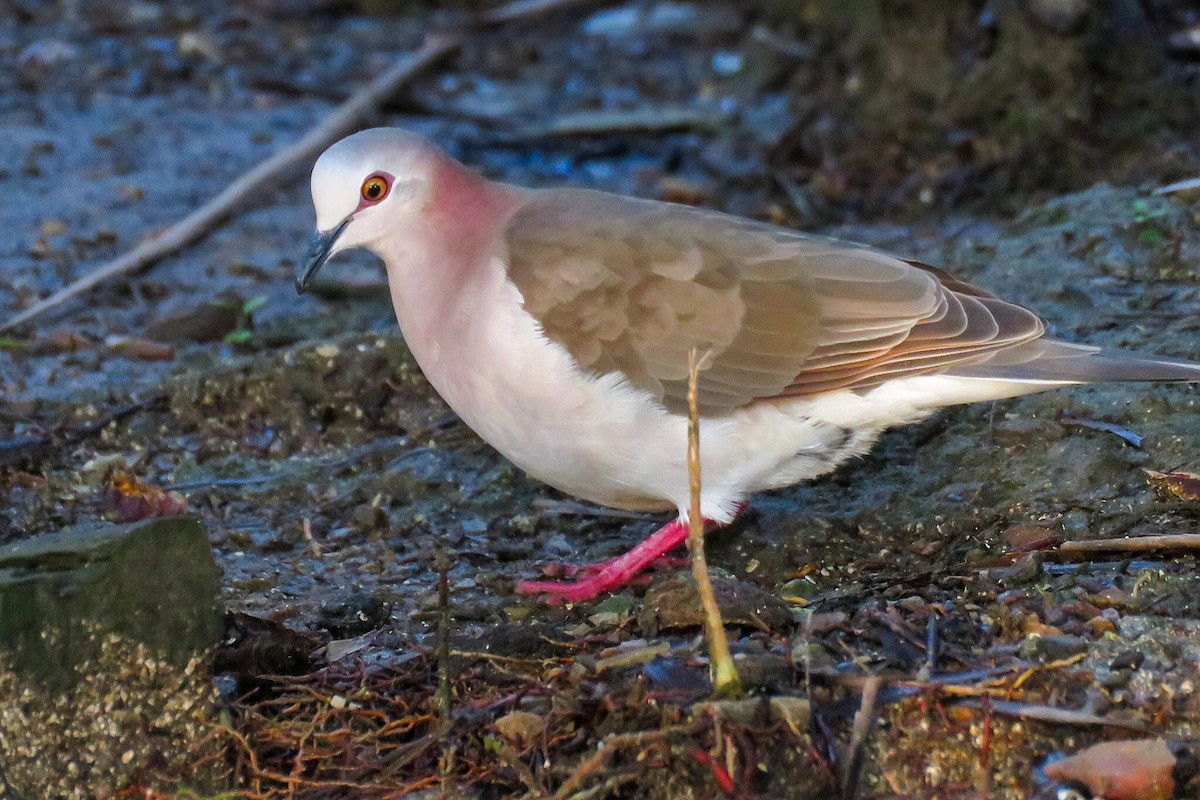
[
  {"left": 1018, "top": 634, "right": 1088, "bottom": 662},
  {"left": 1061, "top": 509, "right": 1091, "bottom": 536},
  {"left": 1094, "top": 666, "right": 1131, "bottom": 689}
]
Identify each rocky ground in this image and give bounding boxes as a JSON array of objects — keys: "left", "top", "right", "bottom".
[{"left": 3, "top": 1, "right": 1200, "bottom": 798}]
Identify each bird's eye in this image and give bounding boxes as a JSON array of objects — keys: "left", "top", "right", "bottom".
[{"left": 360, "top": 175, "right": 390, "bottom": 202}]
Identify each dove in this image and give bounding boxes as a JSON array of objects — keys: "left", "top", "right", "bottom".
[{"left": 296, "top": 128, "right": 1200, "bottom": 603}]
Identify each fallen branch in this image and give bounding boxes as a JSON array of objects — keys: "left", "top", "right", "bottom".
[
  {"left": 0, "top": 0, "right": 596, "bottom": 333},
  {"left": 1058, "top": 533, "right": 1200, "bottom": 555}
]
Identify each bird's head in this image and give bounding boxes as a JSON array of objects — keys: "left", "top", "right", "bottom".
[{"left": 296, "top": 128, "right": 441, "bottom": 294}]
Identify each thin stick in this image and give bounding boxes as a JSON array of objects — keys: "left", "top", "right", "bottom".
[
  {"left": 686, "top": 348, "right": 741, "bottom": 699},
  {"left": 951, "top": 698, "right": 1151, "bottom": 733},
  {"left": 435, "top": 550, "right": 452, "bottom": 733},
  {"left": 841, "top": 675, "right": 880, "bottom": 800},
  {"left": 0, "top": 0, "right": 596, "bottom": 333},
  {"left": 1058, "top": 533, "right": 1200, "bottom": 554},
  {"left": 1154, "top": 176, "right": 1200, "bottom": 195}
]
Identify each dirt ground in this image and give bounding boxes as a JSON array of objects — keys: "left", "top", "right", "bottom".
[{"left": 3, "top": 1, "right": 1200, "bottom": 798}]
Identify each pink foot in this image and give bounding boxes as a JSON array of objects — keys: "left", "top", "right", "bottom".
[{"left": 517, "top": 506, "right": 745, "bottom": 604}]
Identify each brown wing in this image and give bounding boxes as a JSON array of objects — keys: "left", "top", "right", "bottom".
[{"left": 504, "top": 189, "right": 1044, "bottom": 414}]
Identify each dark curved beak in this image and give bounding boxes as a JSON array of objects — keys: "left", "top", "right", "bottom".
[{"left": 295, "top": 218, "right": 350, "bottom": 294}]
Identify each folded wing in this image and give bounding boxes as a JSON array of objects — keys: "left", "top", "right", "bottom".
[{"left": 504, "top": 189, "right": 1049, "bottom": 414}]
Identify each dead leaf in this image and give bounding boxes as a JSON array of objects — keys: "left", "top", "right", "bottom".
[
  {"left": 107, "top": 336, "right": 175, "bottom": 361},
  {"left": 1044, "top": 739, "right": 1176, "bottom": 800},
  {"left": 101, "top": 470, "right": 187, "bottom": 523},
  {"left": 1145, "top": 469, "right": 1200, "bottom": 502},
  {"left": 324, "top": 634, "right": 373, "bottom": 663},
  {"left": 494, "top": 710, "right": 545, "bottom": 749}
]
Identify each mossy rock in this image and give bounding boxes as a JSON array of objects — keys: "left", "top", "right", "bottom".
[
  {"left": 0, "top": 517, "right": 227, "bottom": 797},
  {"left": 0, "top": 516, "right": 223, "bottom": 689}
]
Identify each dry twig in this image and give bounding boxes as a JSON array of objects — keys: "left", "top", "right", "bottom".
[
  {"left": 1058, "top": 533, "right": 1200, "bottom": 554},
  {"left": 841, "top": 675, "right": 880, "bottom": 800},
  {"left": 435, "top": 551, "right": 453, "bottom": 732},
  {"left": 952, "top": 698, "right": 1150, "bottom": 733}
]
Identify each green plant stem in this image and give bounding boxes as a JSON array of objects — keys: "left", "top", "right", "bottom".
[{"left": 686, "top": 348, "right": 741, "bottom": 698}]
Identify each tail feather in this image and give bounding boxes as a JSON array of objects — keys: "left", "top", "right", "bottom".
[{"left": 946, "top": 339, "right": 1200, "bottom": 384}]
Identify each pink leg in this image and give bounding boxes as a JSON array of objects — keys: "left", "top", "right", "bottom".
[
  {"left": 517, "top": 504, "right": 745, "bottom": 604},
  {"left": 540, "top": 552, "right": 690, "bottom": 579}
]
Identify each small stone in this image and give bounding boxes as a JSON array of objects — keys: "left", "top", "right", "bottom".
[
  {"left": 1110, "top": 650, "right": 1145, "bottom": 671},
  {"left": 803, "top": 611, "right": 848, "bottom": 635},
  {"left": 692, "top": 698, "right": 764, "bottom": 726},
  {"left": 319, "top": 593, "right": 390, "bottom": 637},
  {"left": 1061, "top": 509, "right": 1090, "bottom": 536},
  {"left": 732, "top": 653, "right": 792, "bottom": 692},
  {"left": 778, "top": 577, "right": 812, "bottom": 602},
  {"left": 790, "top": 642, "right": 834, "bottom": 671},
  {"left": 1001, "top": 522, "right": 1057, "bottom": 550},
  {"left": 1018, "top": 634, "right": 1088, "bottom": 662},
  {"left": 1003, "top": 551, "right": 1044, "bottom": 585},
  {"left": 1094, "top": 666, "right": 1131, "bottom": 689},
  {"left": 1023, "top": 619, "right": 1063, "bottom": 637},
  {"left": 639, "top": 571, "right": 794, "bottom": 634},
  {"left": 1088, "top": 587, "right": 1134, "bottom": 610},
  {"left": 591, "top": 594, "right": 636, "bottom": 617},
  {"left": 351, "top": 503, "right": 387, "bottom": 532},
  {"left": 1061, "top": 600, "right": 1102, "bottom": 620}
]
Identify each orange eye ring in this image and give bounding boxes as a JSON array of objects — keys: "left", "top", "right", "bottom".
[{"left": 360, "top": 175, "right": 390, "bottom": 202}]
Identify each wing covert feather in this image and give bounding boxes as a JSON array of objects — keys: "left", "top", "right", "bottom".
[{"left": 504, "top": 190, "right": 1044, "bottom": 414}]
